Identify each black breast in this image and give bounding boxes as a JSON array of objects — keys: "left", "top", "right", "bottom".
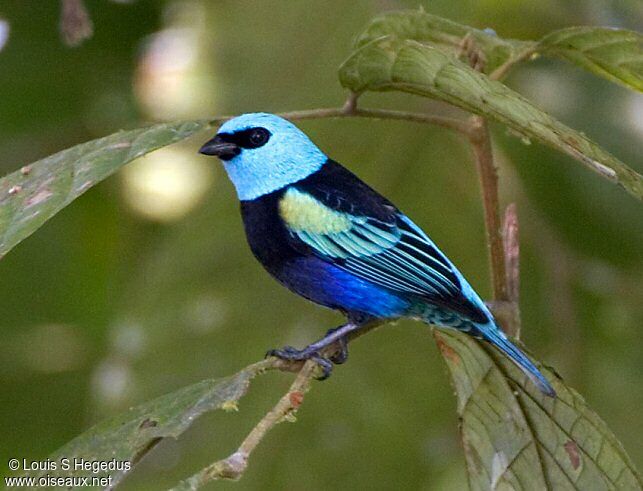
[{"left": 240, "top": 189, "right": 301, "bottom": 274}]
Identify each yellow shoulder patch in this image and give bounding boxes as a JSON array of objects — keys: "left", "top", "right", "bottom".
[{"left": 279, "top": 188, "right": 351, "bottom": 234}]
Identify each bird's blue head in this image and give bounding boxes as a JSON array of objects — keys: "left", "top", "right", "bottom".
[{"left": 199, "top": 113, "right": 327, "bottom": 201}]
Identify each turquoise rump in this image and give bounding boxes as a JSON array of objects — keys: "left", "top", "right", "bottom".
[{"left": 199, "top": 112, "right": 555, "bottom": 397}]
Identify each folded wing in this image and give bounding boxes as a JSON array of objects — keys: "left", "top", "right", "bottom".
[{"left": 279, "top": 186, "right": 487, "bottom": 322}]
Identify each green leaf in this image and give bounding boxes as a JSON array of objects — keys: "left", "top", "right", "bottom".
[
  {"left": 353, "top": 11, "right": 643, "bottom": 91},
  {"left": 31, "top": 361, "right": 272, "bottom": 488},
  {"left": 538, "top": 27, "right": 643, "bottom": 92},
  {"left": 338, "top": 38, "right": 643, "bottom": 200},
  {"left": 434, "top": 330, "right": 642, "bottom": 490},
  {"left": 353, "top": 9, "right": 534, "bottom": 75},
  {"left": 0, "top": 120, "right": 209, "bottom": 258}
]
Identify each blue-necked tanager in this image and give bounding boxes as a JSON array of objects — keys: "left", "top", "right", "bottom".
[{"left": 199, "top": 113, "right": 555, "bottom": 397}]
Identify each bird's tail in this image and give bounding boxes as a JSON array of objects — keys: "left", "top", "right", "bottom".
[{"left": 477, "top": 324, "right": 556, "bottom": 397}]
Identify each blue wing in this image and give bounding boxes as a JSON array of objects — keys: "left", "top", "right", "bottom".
[{"left": 278, "top": 186, "right": 488, "bottom": 323}]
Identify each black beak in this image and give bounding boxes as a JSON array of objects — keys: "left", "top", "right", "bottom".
[{"left": 198, "top": 135, "right": 240, "bottom": 160}]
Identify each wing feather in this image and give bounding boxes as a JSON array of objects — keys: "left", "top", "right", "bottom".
[{"left": 279, "top": 187, "right": 466, "bottom": 306}]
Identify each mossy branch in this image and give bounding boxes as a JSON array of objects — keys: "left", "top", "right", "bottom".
[{"left": 171, "top": 360, "right": 318, "bottom": 490}]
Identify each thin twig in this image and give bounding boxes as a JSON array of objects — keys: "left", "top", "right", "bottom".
[
  {"left": 503, "top": 204, "right": 520, "bottom": 305},
  {"left": 209, "top": 106, "right": 470, "bottom": 135},
  {"left": 457, "top": 36, "right": 514, "bottom": 325},
  {"left": 467, "top": 116, "right": 508, "bottom": 303},
  {"left": 466, "top": 120, "right": 523, "bottom": 337},
  {"left": 170, "top": 317, "right": 385, "bottom": 490},
  {"left": 172, "top": 360, "right": 319, "bottom": 490},
  {"left": 489, "top": 45, "right": 539, "bottom": 81},
  {"left": 501, "top": 203, "right": 521, "bottom": 338}
]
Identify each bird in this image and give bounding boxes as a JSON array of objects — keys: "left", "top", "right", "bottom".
[{"left": 198, "top": 112, "right": 555, "bottom": 397}]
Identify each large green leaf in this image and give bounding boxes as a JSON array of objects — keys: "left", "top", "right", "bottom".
[
  {"left": 0, "top": 120, "right": 209, "bottom": 258},
  {"left": 354, "top": 9, "right": 533, "bottom": 75},
  {"left": 538, "top": 27, "right": 643, "bottom": 92},
  {"left": 434, "top": 330, "right": 642, "bottom": 490},
  {"left": 27, "top": 361, "right": 272, "bottom": 489},
  {"left": 338, "top": 37, "right": 643, "bottom": 200},
  {"left": 353, "top": 10, "right": 643, "bottom": 91}
]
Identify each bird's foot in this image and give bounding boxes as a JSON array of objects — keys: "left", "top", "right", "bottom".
[
  {"left": 266, "top": 323, "right": 357, "bottom": 380},
  {"left": 266, "top": 346, "right": 334, "bottom": 380},
  {"left": 324, "top": 327, "right": 349, "bottom": 365}
]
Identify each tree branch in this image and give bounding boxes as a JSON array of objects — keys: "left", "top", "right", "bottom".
[
  {"left": 488, "top": 204, "right": 522, "bottom": 338},
  {"left": 172, "top": 360, "right": 319, "bottom": 490},
  {"left": 168, "top": 316, "right": 385, "bottom": 490},
  {"left": 467, "top": 116, "right": 508, "bottom": 303},
  {"left": 489, "top": 44, "right": 539, "bottom": 81},
  {"left": 455, "top": 36, "right": 523, "bottom": 336},
  {"left": 209, "top": 104, "right": 471, "bottom": 136},
  {"left": 501, "top": 203, "right": 521, "bottom": 337}
]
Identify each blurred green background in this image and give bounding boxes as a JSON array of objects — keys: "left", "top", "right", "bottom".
[{"left": 0, "top": 1, "right": 641, "bottom": 489}]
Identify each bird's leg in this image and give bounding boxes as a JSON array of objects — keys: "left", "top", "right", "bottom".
[
  {"left": 266, "top": 322, "right": 360, "bottom": 379},
  {"left": 325, "top": 326, "right": 349, "bottom": 364}
]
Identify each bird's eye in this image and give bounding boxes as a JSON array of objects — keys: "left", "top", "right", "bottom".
[{"left": 246, "top": 127, "right": 270, "bottom": 148}]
